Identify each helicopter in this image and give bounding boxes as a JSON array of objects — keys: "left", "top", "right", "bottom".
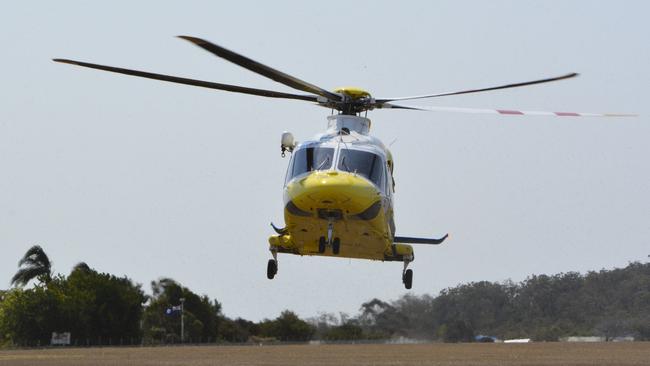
[{"left": 53, "top": 36, "right": 634, "bottom": 289}]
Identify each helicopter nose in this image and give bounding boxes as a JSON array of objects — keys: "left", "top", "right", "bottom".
[{"left": 285, "top": 171, "right": 380, "bottom": 216}]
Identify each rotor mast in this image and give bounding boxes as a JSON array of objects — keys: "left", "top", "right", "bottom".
[{"left": 327, "top": 114, "right": 371, "bottom": 135}]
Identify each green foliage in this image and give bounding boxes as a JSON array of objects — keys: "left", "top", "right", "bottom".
[
  {"left": 531, "top": 325, "right": 563, "bottom": 342},
  {"left": 61, "top": 266, "right": 146, "bottom": 341},
  {"left": 2, "top": 246, "right": 649, "bottom": 345},
  {"left": 630, "top": 317, "right": 650, "bottom": 340},
  {"left": 439, "top": 320, "right": 474, "bottom": 343},
  {"left": 431, "top": 281, "right": 512, "bottom": 338},
  {"left": 142, "top": 278, "right": 221, "bottom": 343},
  {"left": 258, "top": 310, "right": 315, "bottom": 342},
  {"left": 359, "top": 262, "right": 650, "bottom": 342},
  {"left": 218, "top": 317, "right": 259, "bottom": 343},
  {"left": 301, "top": 262, "right": 650, "bottom": 342},
  {"left": 359, "top": 298, "right": 408, "bottom": 338},
  {"left": 391, "top": 294, "right": 435, "bottom": 339},
  {"left": 323, "top": 322, "right": 364, "bottom": 341},
  {"left": 0, "top": 268, "right": 145, "bottom": 346},
  {"left": 0, "top": 284, "right": 62, "bottom": 345}
]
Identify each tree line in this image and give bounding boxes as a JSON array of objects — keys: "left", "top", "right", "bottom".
[
  {"left": 0, "top": 246, "right": 316, "bottom": 346},
  {"left": 1, "top": 245, "right": 649, "bottom": 346},
  {"left": 311, "top": 262, "right": 650, "bottom": 342}
]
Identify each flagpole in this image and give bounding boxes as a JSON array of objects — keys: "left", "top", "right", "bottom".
[{"left": 180, "top": 297, "right": 185, "bottom": 343}]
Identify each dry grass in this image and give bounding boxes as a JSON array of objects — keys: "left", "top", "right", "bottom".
[{"left": 0, "top": 342, "right": 649, "bottom": 366}]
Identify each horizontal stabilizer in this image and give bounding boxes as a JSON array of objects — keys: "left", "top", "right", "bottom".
[{"left": 394, "top": 234, "right": 449, "bottom": 245}]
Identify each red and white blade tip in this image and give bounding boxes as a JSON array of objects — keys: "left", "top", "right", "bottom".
[{"left": 385, "top": 104, "right": 637, "bottom": 117}]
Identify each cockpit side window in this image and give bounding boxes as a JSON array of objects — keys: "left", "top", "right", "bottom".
[
  {"left": 337, "top": 149, "right": 384, "bottom": 188},
  {"left": 289, "top": 147, "right": 334, "bottom": 180}
]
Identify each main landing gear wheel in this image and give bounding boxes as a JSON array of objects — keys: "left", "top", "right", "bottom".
[
  {"left": 267, "top": 259, "right": 278, "bottom": 280},
  {"left": 403, "top": 269, "right": 413, "bottom": 289},
  {"left": 332, "top": 238, "right": 341, "bottom": 255}
]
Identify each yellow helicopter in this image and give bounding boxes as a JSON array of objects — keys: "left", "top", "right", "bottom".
[{"left": 54, "top": 36, "right": 633, "bottom": 289}]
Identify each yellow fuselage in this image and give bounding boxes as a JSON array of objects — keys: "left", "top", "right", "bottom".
[{"left": 268, "top": 170, "right": 413, "bottom": 261}]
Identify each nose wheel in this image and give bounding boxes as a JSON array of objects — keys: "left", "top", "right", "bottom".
[
  {"left": 318, "top": 237, "right": 327, "bottom": 253},
  {"left": 318, "top": 236, "right": 341, "bottom": 255},
  {"left": 318, "top": 220, "right": 341, "bottom": 255},
  {"left": 332, "top": 238, "right": 340, "bottom": 255}
]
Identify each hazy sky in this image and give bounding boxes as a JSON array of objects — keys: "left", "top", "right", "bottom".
[{"left": 1, "top": 1, "right": 648, "bottom": 321}]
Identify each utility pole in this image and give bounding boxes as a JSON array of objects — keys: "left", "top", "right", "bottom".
[{"left": 180, "top": 297, "right": 185, "bottom": 343}]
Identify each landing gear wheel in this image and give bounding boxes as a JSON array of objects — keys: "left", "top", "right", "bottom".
[
  {"left": 318, "top": 237, "right": 327, "bottom": 254},
  {"left": 403, "top": 269, "right": 413, "bottom": 289},
  {"left": 267, "top": 259, "right": 278, "bottom": 280},
  {"left": 332, "top": 238, "right": 341, "bottom": 255}
]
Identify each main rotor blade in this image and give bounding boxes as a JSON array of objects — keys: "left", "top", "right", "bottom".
[
  {"left": 381, "top": 103, "right": 637, "bottom": 117},
  {"left": 52, "top": 58, "right": 319, "bottom": 102},
  {"left": 376, "top": 73, "right": 579, "bottom": 103},
  {"left": 178, "top": 36, "right": 341, "bottom": 102}
]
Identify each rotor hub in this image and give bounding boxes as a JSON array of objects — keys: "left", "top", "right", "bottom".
[
  {"left": 333, "top": 87, "right": 371, "bottom": 100},
  {"left": 327, "top": 87, "right": 375, "bottom": 115}
]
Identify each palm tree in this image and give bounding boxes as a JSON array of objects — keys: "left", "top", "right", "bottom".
[{"left": 11, "top": 245, "right": 52, "bottom": 287}]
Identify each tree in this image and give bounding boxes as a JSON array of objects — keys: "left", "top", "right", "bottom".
[
  {"left": 359, "top": 298, "right": 408, "bottom": 337},
  {"left": 439, "top": 320, "right": 475, "bottom": 343},
  {"left": 71, "top": 262, "right": 91, "bottom": 273},
  {"left": 392, "top": 294, "right": 436, "bottom": 339},
  {"left": 595, "top": 316, "right": 630, "bottom": 341},
  {"left": 0, "top": 282, "right": 65, "bottom": 346},
  {"left": 0, "top": 264, "right": 146, "bottom": 346},
  {"left": 142, "top": 278, "right": 222, "bottom": 343},
  {"left": 218, "top": 317, "right": 259, "bottom": 342},
  {"left": 62, "top": 266, "right": 146, "bottom": 342},
  {"left": 323, "top": 322, "right": 364, "bottom": 341},
  {"left": 631, "top": 317, "right": 650, "bottom": 341},
  {"left": 258, "top": 310, "right": 314, "bottom": 342},
  {"left": 11, "top": 245, "right": 52, "bottom": 287}
]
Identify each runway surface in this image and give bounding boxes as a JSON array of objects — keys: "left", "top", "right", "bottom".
[{"left": 1, "top": 342, "right": 649, "bottom": 366}]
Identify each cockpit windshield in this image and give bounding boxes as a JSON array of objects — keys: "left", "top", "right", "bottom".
[
  {"left": 289, "top": 147, "right": 334, "bottom": 179},
  {"left": 338, "top": 149, "right": 384, "bottom": 187}
]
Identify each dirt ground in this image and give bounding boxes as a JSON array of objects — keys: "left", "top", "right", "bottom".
[{"left": 1, "top": 342, "right": 649, "bottom": 366}]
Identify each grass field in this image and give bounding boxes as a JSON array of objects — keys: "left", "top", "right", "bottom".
[{"left": 1, "top": 342, "right": 649, "bottom": 366}]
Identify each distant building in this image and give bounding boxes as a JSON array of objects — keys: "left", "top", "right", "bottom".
[
  {"left": 561, "top": 336, "right": 605, "bottom": 342},
  {"left": 386, "top": 336, "right": 424, "bottom": 344},
  {"left": 503, "top": 338, "right": 531, "bottom": 343},
  {"left": 612, "top": 336, "right": 635, "bottom": 342}
]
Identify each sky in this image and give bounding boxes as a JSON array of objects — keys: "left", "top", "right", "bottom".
[{"left": 1, "top": 1, "right": 648, "bottom": 321}]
